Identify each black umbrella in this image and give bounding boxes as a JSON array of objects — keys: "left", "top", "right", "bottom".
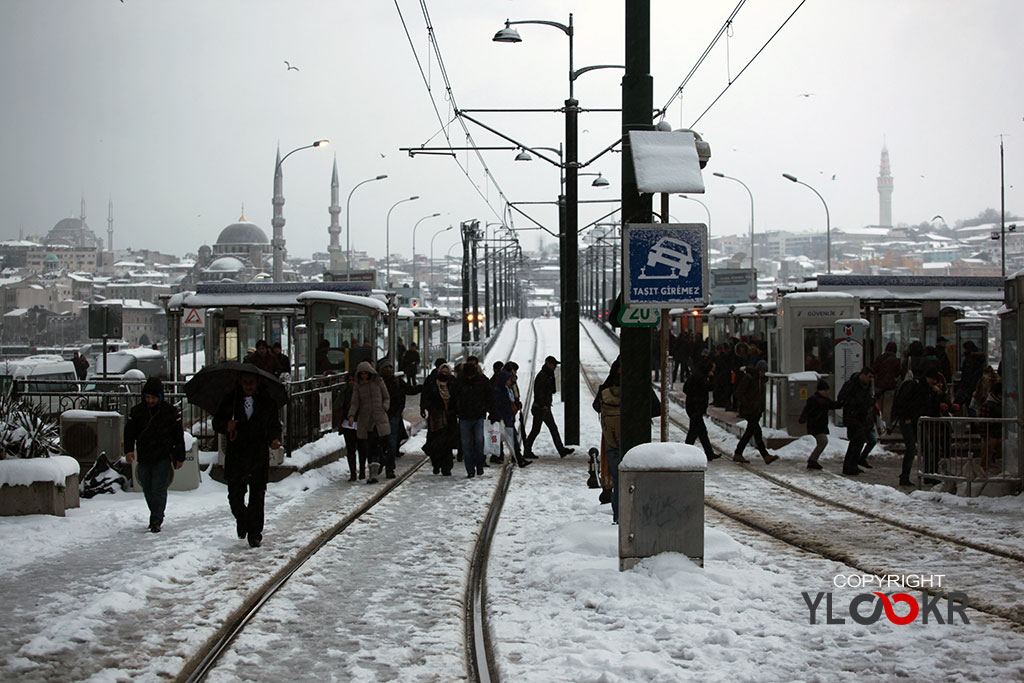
[{"left": 183, "top": 361, "right": 288, "bottom": 414}]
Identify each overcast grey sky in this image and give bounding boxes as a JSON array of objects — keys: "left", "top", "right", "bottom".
[{"left": 1, "top": 0, "right": 1021, "bottom": 261}]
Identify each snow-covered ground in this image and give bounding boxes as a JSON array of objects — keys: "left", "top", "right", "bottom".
[{"left": 0, "top": 317, "right": 1021, "bottom": 681}]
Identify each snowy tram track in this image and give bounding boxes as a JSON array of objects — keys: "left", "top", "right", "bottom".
[
  {"left": 466, "top": 318, "right": 541, "bottom": 683},
  {"left": 185, "top": 318, "right": 539, "bottom": 682},
  {"left": 577, "top": 321, "right": 1024, "bottom": 629}
]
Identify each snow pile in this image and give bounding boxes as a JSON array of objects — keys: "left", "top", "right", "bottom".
[
  {"left": 621, "top": 442, "right": 707, "bottom": 471},
  {"left": 284, "top": 431, "right": 345, "bottom": 470},
  {"left": 0, "top": 455, "right": 78, "bottom": 487}
]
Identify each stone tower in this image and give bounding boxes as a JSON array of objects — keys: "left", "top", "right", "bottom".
[
  {"left": 328, "top": 156, "right": 342, "bottom": 271},
  {"left": 877, "top": 143, "right": 893, "bottom": 228},
  {"left": 271, "top": 146, "right": 286, "bottom": 281},
  {"left": 107, "top": 196, "right": 114, "bottom": 252}
]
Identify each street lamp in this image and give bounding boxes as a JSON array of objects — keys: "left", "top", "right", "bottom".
[
  {"left": 580, "top": 172, "right": 610, "bottom": 187},
  {"left": 782, "top": 173, "right": 831, "bottom": 274},
  {"left": 385, "top": 195, "right": 419, "bottom": 286},
  {"left": 430, "top": 225, "right": 455, "bottom": 298},
  {"left": 678, "top": 195, "right": 711, "bottom": 239},
  {"left": 345, "top": 174, "right": 388, "bottom": 280},
  {"left": 712, "top": 172, "right": 754, "bottom": 272},
  {"left": 272, "top": 139, "right": 329, "bottom": 281},
  {"left": 412, "top": 212, "right": 441, "bottom": 296},
  {"left": 494, "top": 12, "right": 624, "bottom": 445}
]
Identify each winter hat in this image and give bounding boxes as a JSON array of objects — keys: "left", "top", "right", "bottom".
[
  {"left": 378, "top": 358, "right": 394, "bottom": 370},
  {"left": 816, "top": 379, "right": 830, "bottom": 391},
  {"left": 142, "top": 377, "right": 163, "bottom": 398},
  {"left": 755, "top": 360, "right": 768, "bottom": 372},
  {"left": 885, "top": 341, "right": 898, "bottom": 353}
]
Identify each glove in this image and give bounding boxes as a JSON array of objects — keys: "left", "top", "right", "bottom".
[
  {"left": 940, "top": 403, "right": 949, "bottom": 412},
  {"left": 952, "top": 403, "right": 960, "bottom": 412}
]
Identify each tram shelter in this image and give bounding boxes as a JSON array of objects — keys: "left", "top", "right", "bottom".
[{"left": 817, "top": 274, "right": 1004, "bottom": 373}]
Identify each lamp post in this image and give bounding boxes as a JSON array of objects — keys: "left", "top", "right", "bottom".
[
  {"left": 345, "top": 174, "right": 388, "bottom": 280},
  {"left": 385, "top": 195, "right": 419, "bottom": 286},
  {"left": 411, "top": 212, "right": 441, "bottom": 297},
  {"left": 272, "top": 139, "right": 328, "bottom": 281},
  {"left": 678, "top": 195, "right": 711, "bottom": 239},
  {"left": 430, "top": 225, "right": 455, "bottom": 298},
  {"left": 712, "top": 172, "right": 753, "bottom": 272},
  {"left": 495, "top": 13, "right": 624, "bottom": 446},
  {"left": 782, "top": 173, "right": 831, "bottom": 274}
]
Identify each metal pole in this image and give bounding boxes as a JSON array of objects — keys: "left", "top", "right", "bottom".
[
  {"left": 1001, "top": 136, "right": 1006, "bottom": 278},
  {"left": 564, "top": 93, "right": 580, "bottom": 445},
  {"left": 484, "top": 242, "right": 491, "bottom": 337},
  {"left": 461, "top": 223, "right": 471, "bottom": 344},
  {"left": 385, "top": 196, "right": 418, "bottom": 287},
  {"left": 620, "top": 0, "right": 654, "bottom": 455},
  {"left": 471, "top": 228, "right": 480, "bottom": 343}
]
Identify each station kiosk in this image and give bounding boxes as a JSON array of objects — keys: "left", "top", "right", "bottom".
[
  {"left": 953, "top": 317, "right": 989, "bottom": 368},
  {"left": 999, "top": 275, "right": 1023, "bottom": 491},
  {"left": 771, "top": 292, "right": 860, "bottom": 434},
  {"left": 833, "top": 318, "right": 870, "bottom": 427}
]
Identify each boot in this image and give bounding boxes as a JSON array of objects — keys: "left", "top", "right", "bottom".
[
  {"left": 733, "top": 452, "right": 750, "bottom": 464},
  {"left": 807, "top": 459, "right": 823, "bottom": 470},
  {"left": 367, "top": 462, "right": 381, "bottom": 484},
  {"left": 762, "top": 453, "right": 779, "bottom": 465},
  {"left": 516, "top": 457, "right": 531, "bottom": 468}
]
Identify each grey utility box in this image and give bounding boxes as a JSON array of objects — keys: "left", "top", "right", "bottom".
[
  {"left": 782, "top": 372, "right": 823, "bottom": 436},
  {"left": 619, "top": 443, "right": 706, "bottom": 571}
]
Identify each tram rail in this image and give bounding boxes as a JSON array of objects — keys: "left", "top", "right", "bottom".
[{"left": 577, "top": 320, "right": 1024, "bottom": 628}]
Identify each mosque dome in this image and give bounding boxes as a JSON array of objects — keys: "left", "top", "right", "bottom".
[
  {"left": 43, "top": 254, "right": 59, "bottom": 264},
  {"left": 216, "top": 221, "right": 269, "bottom": 246},
  {"left": 207, "top": 256, "right": 245, "bottom": 272}
]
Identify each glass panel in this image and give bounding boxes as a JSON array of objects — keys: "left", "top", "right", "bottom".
[
  {"left": 803, "top": 327, "right": 835, "bottom": 374},
  {"left": 1002, "top": 313, "right": 1018, "bottom": 476}
]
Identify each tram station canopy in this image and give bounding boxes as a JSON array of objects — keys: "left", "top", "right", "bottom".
[{"left": 816, "top": 274, "right": 1004, "bottom": 302}]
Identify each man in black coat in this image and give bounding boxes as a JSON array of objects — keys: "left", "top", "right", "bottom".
[
  {"left": 380, "top": 359, "right": 421, "bottom": 472},
  {"left": 72, "top": 351, "right": 90, "bottom": 381},
  {"left": 213, "top": 372, "right": 282, "bottom": 548},
  {"left": 837, "top": 368, "right": 875, "bottom": 475},
  {"left": 683, "top": 362, "right": 719, "bottom": 462},
  {"left": 523, "top": 356, "right": 574, "bottom": 458},
  {"left": 124, "top": 377, "right": 186, "bottom": 532}
]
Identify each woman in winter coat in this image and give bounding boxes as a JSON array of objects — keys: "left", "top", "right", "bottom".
[
  {"left": 421, "top": 363, "right": 458, "bottom": 476},
  {"left": 491, "top": 370, "right": 530, "bottom": 469},
  {"left": 799, "top": 379, "right": 843, "bottom": 470},
  {"left": 347, "top": 361, "right": 390, "bottom": 483},
  {"left": 333, "top": 373, "right": 363, "bottom": 481}
]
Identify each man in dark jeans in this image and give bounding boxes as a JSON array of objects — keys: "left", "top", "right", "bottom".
[
  {"left": 124, "top": 378, "right": 186, "bottom": 532},
  {"left": 837, "top": 368, "right": 875, "bottom": 475},
  {"left": 893, "top": 368, "right": 942, "bottom": 487},
  {"left": 523, "top": 356, "right": 574, "bottom": 458}
]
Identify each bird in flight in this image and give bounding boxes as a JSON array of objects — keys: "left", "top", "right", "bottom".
[
  {"left": 284, "top": 61, "right": 299, "bottom": 71},
  {"left": 797, "top": 92, "right": 815, "bottom": 98}
]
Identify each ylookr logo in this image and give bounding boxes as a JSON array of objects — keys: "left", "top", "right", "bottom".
[{"left": 803, "top": 591, "right": 971, "bottom": 626}]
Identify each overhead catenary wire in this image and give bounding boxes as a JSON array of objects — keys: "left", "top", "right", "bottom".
[
  {"left": 392, "top": 0, "right": 512, "bottom": 226},
  {"left": 687, "top": 0, "right": 809, "bottom": 129}
]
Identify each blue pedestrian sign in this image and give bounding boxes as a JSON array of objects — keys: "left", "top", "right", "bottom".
[{"left": 624, "top": 223, "right": 708, "bottom": 306}]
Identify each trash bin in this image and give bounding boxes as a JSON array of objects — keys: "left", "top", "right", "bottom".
[{"left": 618, "top": 442, "right": 706, "bottom": 571}]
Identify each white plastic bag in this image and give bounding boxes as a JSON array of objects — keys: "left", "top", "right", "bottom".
[{"left": 484, "top": 421, "right": 502, "bottom": 456}]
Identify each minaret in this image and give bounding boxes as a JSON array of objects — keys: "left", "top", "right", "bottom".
[
  {"left": 80, "top": 193, "right": 87, "bottom": 223},
  {"left": 877, "top": 143, "right": 893, "bottom": 228},
  {"left": 107, "top": 195, "right": 114, "bottom": 252},
  {"left": 328, "top": 156, "right": 342, "bottom": 271},
  {"left": 271, "top": 145, "right": 286, "bottom": 281}
]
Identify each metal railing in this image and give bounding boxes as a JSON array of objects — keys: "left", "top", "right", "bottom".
[
  {"left": 917, "top": 416, "right": 1022, "bottom": 496},
  {"left": 12, "top": 373, "right": 350, "bottom": 457}
]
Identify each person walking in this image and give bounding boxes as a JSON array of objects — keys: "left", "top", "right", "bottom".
[
  {"left": 871, "top": 341, "right": 901, "bottom": 425},
  {"left": 271, "top": 342, "right": 291, "bottom": 378},
  {"left": 683, "top": 362, "right": 720, "bottom": 462},
  {"left": 455, "top": 362, "right": 491, "bottom": 477},
  {"left": 379, "top": 359, "right": 421, "bottom": 474},
  {"left": 333, "top": 373, "right": 363, "bottom": 481},
  {"left": 892, "top": 367, "right": 943, "bottom": 487},
  {"left": 732, "top": 360, "right": 779, "bottom": 464},
  {"left": 402, "top": 342, "right": 422, "bottom": 386},
  {"left": 837, "top": 367, "right": 875, "bottom": 475},
  {"left": 243, "top": 339, "right": 280, "bottom": 375},
  {"left": 596, "top": 366, "right": 624, "bottom": 523},
  {"left": 798, "top": 379, "right": 842, "bottom": 470},
  {"left": 523, "top": 356, "right": 574, "bottom": 458},
  {"left": 124, "top": 378, "right": 186, "bottom": 532},
  {"left": 213, "top": 371, "right": 282, "bottom": 547},
  {"left": 422, "top": 363, "right": 457, "bottom": 476},
  {"left": 72, "top": 351, "right": 90, "bottom": 381},
  {"left": 490, "top": 370, "right": 531, "bottom": 469},
  {"left": 348, "top": 361, "right": 391, "bottom": 482}
]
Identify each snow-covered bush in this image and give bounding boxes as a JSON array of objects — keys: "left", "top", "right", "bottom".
[{"left": 0, "top": 387, "right": 61, "bottom": 459}]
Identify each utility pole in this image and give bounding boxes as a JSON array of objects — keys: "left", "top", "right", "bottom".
[
  {"left": 620, "top": 0, "right": 654, "bottom": 454},
  {"left": 461, "top": 221, "right": 472, "bottom": 344}
]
